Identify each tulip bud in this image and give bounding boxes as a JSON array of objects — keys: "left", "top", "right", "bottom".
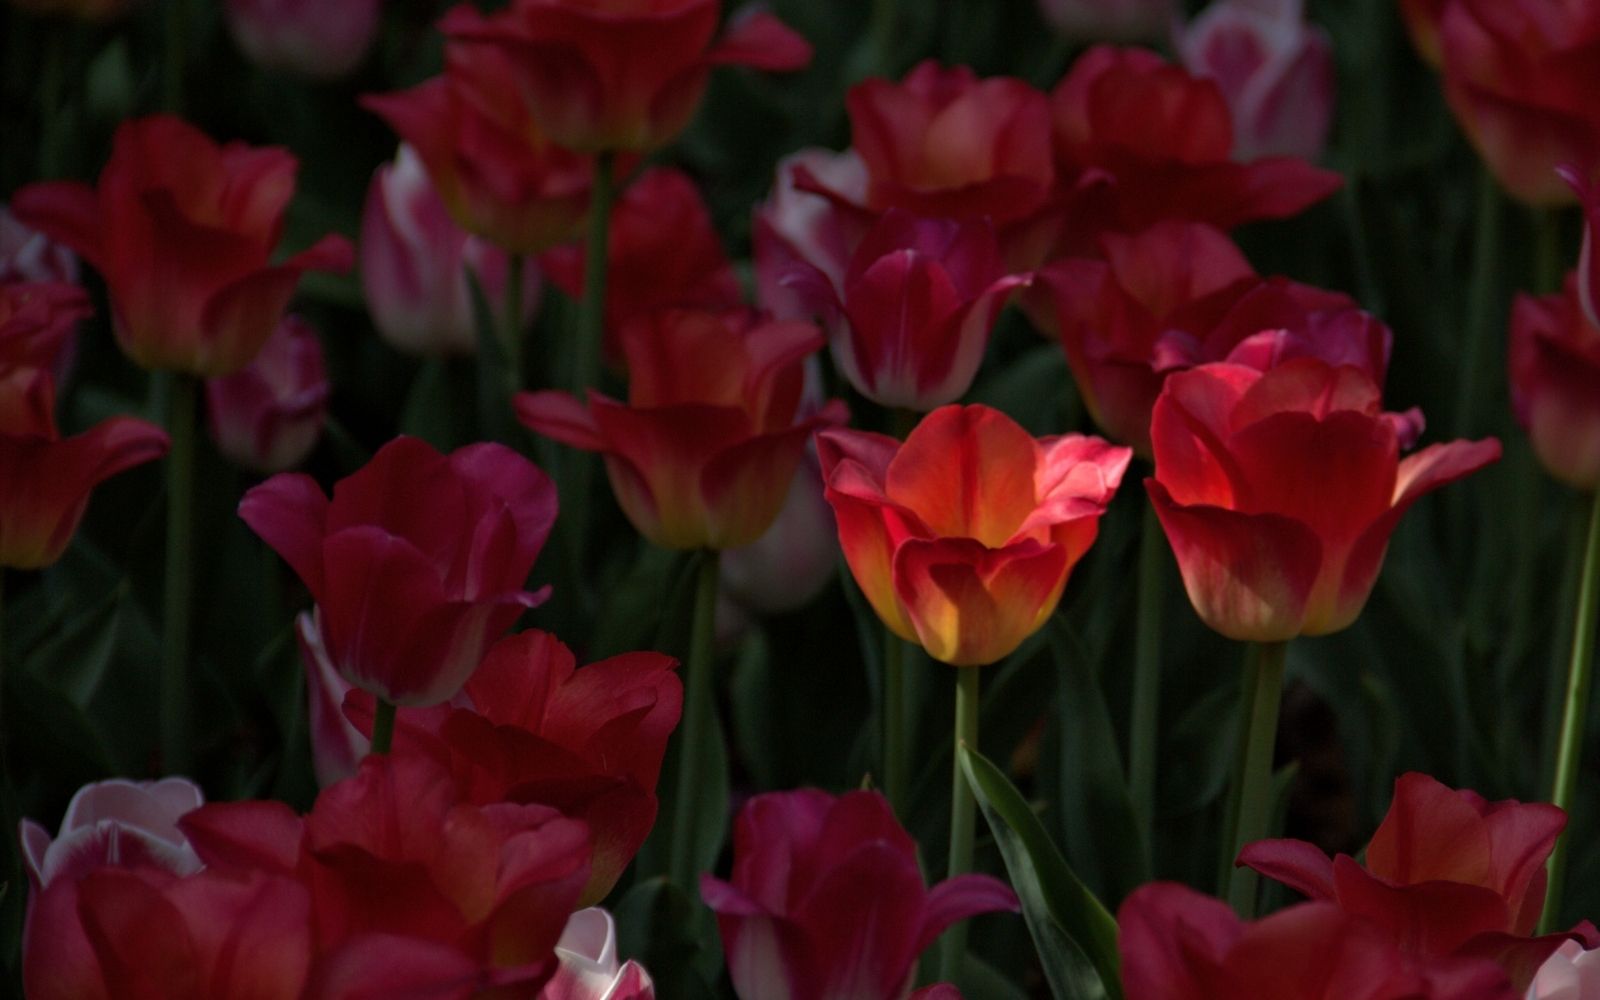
[
  {"left": 359, "top": 145, "right": 542, "bottom": 356},
  {"left": 1176, "top": 0, "right": 1336, "bottom": 162},
  {"left": 204, "top": 315, "right": 328, "bottom": 475},
  {"left": 224, "top": 0, "right": 382, "bottom": 80}
]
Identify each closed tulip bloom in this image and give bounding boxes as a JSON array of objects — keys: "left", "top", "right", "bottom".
[
  {"left": 539, "top": 167, "right": 742, "bottom": 361},
  {"left": 224, "top": 0, "right": 382, "bottom": 80},
  {"left": 204, "top": 314, "right": 327, "bottom": 475},
  {"left": 11, "top": 116, "right": 352, "bottom": 377},
  {"left": 359, "top": 144, "right": 541, "bottom": 357},
  {"left": 701, "top": 789, "right": 1018, "bottom": 1000},
  {"left": 818, "top": 405, "right": 1130, "bottom": 667},
  {"left": 1147, "top": 360, "right": 1498, "bottom": 641},
  {"left": 1176, "top": 0, "right": 1336, "bottom": 162},
  {"left": 541, "top": 908, "right": 655, "bottom": 1000},
  {"left": 1, "top": 204, "right": 78, "bottom": 286},
  {"left": 238, "top": 435, "right": 558, "bottom": 705},
  {"left": 1038, "top": 221, "right": 1392, "bottom": 456},
  {"left": 0, "top": 367, "right": 169, "bottom": 570},
  {"left": 1240, "top": 773, "right": 1594, "bottom": 990},
  {"left": 1527, "top": 941, "right": 1600, "bottom": 1000},
  {"left": 783, "top": 209, "right": 1030, "bottom": 411},
  {"left": 1119, "top": 882, "right": 1524, "bottom": 1000},
  {"left": 1049, "top": 46, "right": 1342, "bottom": 250},
  {"left": 440, "top": 0, "right": 812, "bottom": 153},
  {"left": 1436, "top": 1, "right": 1600, "bottom": 205},
  {"left": 1037, "top": 0, "right": 1174, "bottom": 42},
  {"left": 363, "top": 46, "right": 599, "bottom": 255},
  {"left": 518, "top": 308, "right": 847, "bottom": 550},
  {"left": 1509, "top": 275, "right": 1600, "bottom": 492},
  {"left": 0, "top": 280, "right": 86, "bottom": 374}
]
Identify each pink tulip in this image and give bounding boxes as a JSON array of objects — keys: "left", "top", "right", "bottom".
[
  {"left": 19, "top": 777, "right": 204, "bottom": 891},
  {"left": 359, "top": 144, "right": 541, "bottom": 357},
  {"left": 1527, "top": 941, "right": 1600, "bottom": 1000},
  {"left": 204, "top": 314, "right": 328, "bottom": 475},
  {"left": 541, "top": 908, "right": 655, "bottom": 1000},
  {"left": 1176, "top": 0, "right": 1337, "bottom": 162},
  {"left": 224, "top": 0, "right": 382, "bottom": 80},
  {"left": 753, "top": 148, "right": 866, "bottom": 322},
  {"left": 721, "top": 452, "right": 837, "bottom": 616},
  {"left": 701, "top": 789, "right": 1018, "bottom": 1000},
  {"left": 295, "top": 609, "right": 367, "bottom": 787}
]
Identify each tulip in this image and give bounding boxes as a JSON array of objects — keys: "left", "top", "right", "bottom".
[
  {"left": 0, "top": 280, "right": 86, "bottom": 374},
  {"left": 1176, "top": 0, "right": 1336, "bottom": 162},
  {"left": 700, "top": 789, "right": 1018, "bottom": 1000},
  {"left": 1119, "top": 882, "right": 1525, "bottom": 999},
  {"left": 439, "top": 0, "right": 812, "bottom": 153},
  {"left": 1435, "top": 1, "right": 1600, "bottom": 205},
  {"left": 1037, "top": 220, "right": 1393, "bottom": 456},
  {"left": 358, "top": 144, "right": 543, "bottom": 357},
  {"left": 363, "top": 47, "right": 599, "bottom": 256},
  {"left": 1239, "top": 772, "right": 1596, "bottom": 989},
  {"left": 1564, "top": 167, "right": 1600, "bottom": 333},
  {"left": 224, "top": 0, "right": 382, "bottom": 80},
  {"left": 782, "top": 209, "right": 1030, "bottom": 412},
  {"left": 1146, "top": 360, "right": 1499, "bottom": 641},
  {"left": 1049, "top": 46, "right": 1342, "bottom": 251},
  {"left": 518, "top": 308, "right": 846, "bottom": 550},
  {"left": 753, "top": 149, "right": 866, "bottom": 322},
  {"left": 1037, "top": 0, "right": 1174, "bottom": 42},
  {"left": 540, "top": 167, "right": 742, "bottom": 362},
  {"left": 1509, "top": 275, "right": 1600, "bottom": 492},
  {"left": 0, "top": 366, "right": 170, "bottom": 570},
  {"left": 818, "top": 404, "right": 1129, "bottom": 667},
  {"left": 11, "top": 115, "right": 352, "bottom": 377},
  {"left": 203, "top": 314, "right": 327, "bottom": 475},
  {"left": 721, "top": 451, "right": 837, "bottom": 616},
  {"left": 238, "top": 435, "right": 558, "bottom": 706},
  {"left": 19, "top": 777, "right": 204, "bottom": 891},
  {"left": 1527, "top": 941, "right": 1600, "bottom": 1000},
  {"left": 344, "top": 628, "right": 681, "bottom": 906},
  {"left": 542, "top": 908, "right": 655, "bottom": 1000},
  {"left": 1, "top": 204, "right": 78, "bottom": 286},
  {"left": 296, "top": 609, "right": 367, "bottom": 787}
]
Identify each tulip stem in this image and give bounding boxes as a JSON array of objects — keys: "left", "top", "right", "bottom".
[
  {"left": 1129, "top": 501, "right": 1164, "bottom": 839},
  {"left": 574, "top": 153, "right": 615, "bottom": 397},
  {"left": 939, "top": 665, "right": 981, "bottom": 983},
  {"left": 669, "top": 549, "right": 721, "bottom": 889},
  {"left": 370, "top": 699, "right": 396, "bottom": 756},
  {"left": 504, "top": 253, "right": 525, "bottom": 397},
  {"left": 1225, "top": 640, "right": 1287, "bottom": 918},
  {"left": 1534, "top": 206, "right": 1564, "bottom": 296},
  {"left": 160, "top": 373, "right": 196, "bottom": 776},
  {"left": 1453, "top": 168, "right": 1502, "bottom": 436},
  {"left": 883, "top": 627, "right": 907, "bottom": 815},
  {"left": 1540, "top": 485, "right": 1600, "bottom": 933}
]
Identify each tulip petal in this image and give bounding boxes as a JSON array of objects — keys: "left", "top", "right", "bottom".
[
  {"left": 886, "top": 405, "right": 1042, "bottom": 547},
  {"left": 1234, "top": 838, "right": 1337, "bottom": 900},
  {"left": 10, "top": 181, "right": 105, "bottom": 267},
  {"left": 239, "top": 472, "right": 331, "bottom": 599},
  {"left": 918, "top": 874, "right": 1021, "bottom": 954},
  {"left": 1330, "top": 855, "right": 1513, "bottom": 957},
  {"left": 1116, "top": 882, "right": 1241, "bottom": 1000},
  {"left": 515, "top": 390, "right": 606, "bottom": 451},
  {"left": 892, "top": 536, "right": 1070, "bottom": 666},
  {"left": 179, "top": 800, "right": 306, "bottom": 875},
  {"left": 708, "top": 11, "right": 813, "bottom": 71}
]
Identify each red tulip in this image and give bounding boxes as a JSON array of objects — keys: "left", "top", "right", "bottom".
[
  {"left": 518, "top": 308, "right": 846, "bottom": 550},
  {"left": 541, "top": 908, "right": 655, "bottom": 1000},
  {"left": 11, "top": 116, "right": 352, "bottom": 377},
  {"left": 0, "top": 366, "right": 169, "bottom": 570},
  {"left": 1146, "top": 360, "right": 1498, "bottom": 641},
  {"left": 1049, "top": 46, "right": 1341, "bottom": 251},
  {"left": 363, "top": 45, "right": 599, "bottom": 255},
  {"left": 344, "top": 628, "right": 681, "bottom": 906},
  {"left": 818, "top": 404, "right": 1130, "bottom": 666},
  {"left": 439, "top": 0, "right": 812, "bottom": 153},
  {"left": 224, "top": 0, "right": 382, "bottom": 80},
  {"left": 0, "top": 280, "right": 86, "bottom": 374},
  {"left": 1436, "top": 1, "right": 1600, "bottom": 205},
  {"left": 1175, "top": 0, "right": 1336, "bottom": 162},
  {"left": 1509, "top": 273, "right": 1600, "bottom": 492},
  {"left": 204, "top": 314, "right": 328, "bottom": 475},
  {"left": 539, "top": 167, "right": 742, "bottom": 364},
  {"left": 781, "top": 209, "right": 1030, "bottom": 411},
  {"left": 700, "top": 789, "right": 1018, "bottom": 1000},
  {"left": 1239, "top": 773, "right": 1594, "bottom": 991},
  {"left": 1118, "top": 882, "right": 1523, "bottom": 1000},
  {"left": 1037, "top": 221, "right": 1393, "bottom": 456},
  {"left": 238, "top": 435, "right": 558, "bottom": 705},
  {"left": 359, "top": 144, "right": 542, "bottom": 357}
]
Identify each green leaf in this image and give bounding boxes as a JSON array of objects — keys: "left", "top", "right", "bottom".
[
  {"left": 22, "top": 581, "right": 126, "bottom": 708},
  {"left": 960, "top": 744, "right": 1123, "bottom": 1000}
]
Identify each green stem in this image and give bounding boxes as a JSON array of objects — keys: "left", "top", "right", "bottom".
[
  {"left": 574, "top": 153, "right": 616, "bottom": 397},
  {"left": 370, "top": 699, "right": 396, "bottom": 755},
  {"left": 163, "top": 0, "right": 185, "bottom": 113},
  {"left": 1534, "top": 207, "right": 1565, "bottom": 296},
  {"left": 939, "top": 666, "right": 981, "bottom": 983},
  {"left": 504, "top": 253, "right": 526, "bottom": 398},
  {"left": 883, "top": 627, "right": 907, "bottom": 815},
  {"left": 1129, "top": 501, "right": 1164, "bottom": 837},
  {"left": 669, "top": 549, "right": 721, "bottom": 888},
  {"left": 871, "top": 0, "right": 897, "bottom": 73},
  {"left": 1225, "top": 640, "right": 1288, "bottom": 918},
  {"left": 161, "top": 373, "right": 196, "bottom": 775},
  {"left": 1539, "top": 485, "right": 1600, "bottom": 933},
  {"left": 1453, "top": 168, "right": 1503, "bottom": 437}
]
